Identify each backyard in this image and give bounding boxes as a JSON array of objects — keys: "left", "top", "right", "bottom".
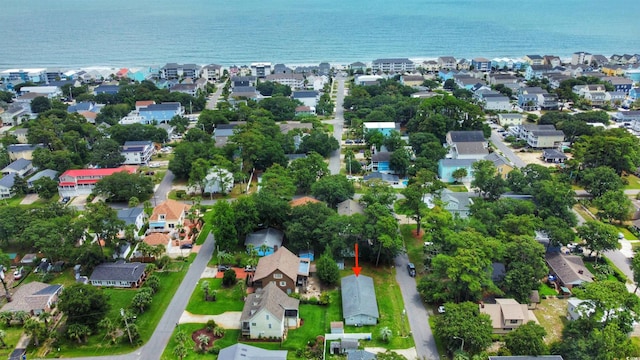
[{"left": 534, "top": 298, "right": 569, "bottom": 345}]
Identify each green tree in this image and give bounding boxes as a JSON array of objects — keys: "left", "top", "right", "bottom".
[
  {"left": 232, "top": 196, "right": 259, "bottom": 241},
  {"left": 93, "top": 171, "right": 154, "bottom": 201},
  {"left": 471, "top": 160, "right": 505, "bottom": 200},
  {"left": 131, "top": 287, "right": 153, "bottom": 313},
  {"left": 504, "top": 321, "right": 548, "bottom": 356},
  {"left": 452, "top": 168, "right": 468, "bottom": 183},
  {"left": 298, "top": 130, "right": 340, "bottom": 157},
  {"left": 579, "top": 166, "right": 623, "bottom": 198},
  {"left": 632, "top": 252, "right": 640, "bottom": 293},
  {"left": 58, "top": 284, "right": 110, "bottom": 327},
  {"left": 66, "top": 323, "right": 90, "bottom": 343},
  {"left": 577, "top": 221, "right": 619, "bottom": 264},
  {"left": 10, "top": 175, "right": 28, "bottom": 196},
  {"left": 573, "top": 280, "right": 640, "bottom": 333},
  {"left": 383, "top": 130, "right": 404, "bottom": 152},
  {"left": 31, "top": 96, "right": 52, "bottom": 113},
  {"left": 289, "top": 152, "right": 329, "bottom": 193},
  {"left": 84, "top": 201, "right": 125, "bottom": 253},
  {"left": 173, "top": 343, "right": 188, "bottom": 360},
  {"left": 188, "top": 158, "right": 211, "bottom": 195},
  {"left": 572, "top": 130, "right": 640, "bottom": 175},
  {"left": 434, "top": 302, "right": 493, "bottom": 355},
  {"left": 211, "top": 200, "right": 237, "bottom": 252},
  {"left": 31, "top": 177, "right": 58, "bottom": 200},
  {"left": 285, "top": 202, "right": 334, "bottom": 254},
  {"left": 389, "top": 148, "right": 411, "bottom": 176},
  {"left": 311, "top": 175, "right": 355, "bottom": 208},
  {"left": 90, "top": 138, "right": 125, "bottom": 168},
  {"left": 222, "top": 269, "right": 237, "bottom": 287},
  {"left": 503, "top": 237, "right": 547, "bottom": 303},
  {"left": 379, "top": 326, "right": 393, "bottom": 343},
  {"left": 23, "top": 317, "right": 46, "bottom": 347},
  {"left": 316, "top": 250, "right": 340, "bottom": 286},
  {"left": 257, "top": 95, "right": 299, "bottom": 121},
  {"left": 593, "top": 190, "right": 632, "bottom": 223},
  {"left": 360, "top": 179, "right": 397, "bottom": 209}
]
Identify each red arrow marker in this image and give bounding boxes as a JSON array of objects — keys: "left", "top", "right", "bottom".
[{"left": 352, "top": 243, "right": 362, "bottom": 277}]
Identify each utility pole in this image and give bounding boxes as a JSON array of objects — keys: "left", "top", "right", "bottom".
[{"left": 121, "top": 308, "right": 133, "bottom": 344}]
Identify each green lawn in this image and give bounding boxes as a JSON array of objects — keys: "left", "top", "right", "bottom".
[
  {"left": 0, "top": 326, "right": 29, "bottom": 359},
  {"left": 47, "top": 261, "right": 190, "bottom": 357},
  {"left": 160, "top": 325, "right": 240, "bottom": 360},
  {"left": 446, "top": 184, "right": 468, "bottom": 192},
  {"left": 186, "top": 278, "right": 244, "bottom": 315},
  {"left": 538, "top": 283, "right": 558, "bottom": 297},
  {"left": 616, "top": 226, "right": 638, "bottom": 240},
  {"left": 428, "top": 316, "right": 448, "bottom": 360},
  {"left": 623, "top": 174, "right": 640, "bottom": 190},
  {"left": 401, "top": 224, "right": 425, "bottom": 275}
]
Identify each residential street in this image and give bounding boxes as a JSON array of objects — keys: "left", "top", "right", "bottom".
[
  {"left": 489, "top": 130, "right": 526, "bottom": 168},
  {"left": 74, "top": 232, "right": 215, "bottom": 360},
  {"left": 205, "top": 82, "right": 226, "bottom": 110},
  {"left": 394, "top": 253, "right": 441, "bottom": 360},
  {"left": 328, "top": 75, "right": 346, "bottom": 175}
]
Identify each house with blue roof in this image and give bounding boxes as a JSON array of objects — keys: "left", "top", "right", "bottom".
[
  {"left": 2, "top": 158, "right": 33, "bottom": 177},
  {"left": 629, "top": 87, "right": 640, "bottom": 100},
  {"left": 138, "top": 102, "right": 183, "bottom": 124},
  {"left": 93, "top": 85, "right": 120, "bottom": 95},
  {"left": 0, "top": 174, "right": 16, "bottom": 198},
  {"left": 27, "top": 169, "right": 57, "bottom": 188}
]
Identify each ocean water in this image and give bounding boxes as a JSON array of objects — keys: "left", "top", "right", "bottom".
[{"left": 1, "top": 0, "right": 639, "bottom": 68}]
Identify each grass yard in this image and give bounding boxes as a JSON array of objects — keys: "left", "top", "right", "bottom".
[
  {"left": 624, "top": 174, "right": 640, "bottom": 190},
  {"left": 160, "top": 325, "right": 241, "bottom": 360},
  {"left": 339, "top": 265, "right": 413, "bottom": 349},
  {"left": 400, "top": 224, "right": 425, "bottom": 274},
  {"left": 0, "top": 326, "right": 30, "bottom": 359},
  {"left": 446, "top": 184, "right": 468, "bottom": 192},
  {"left": 186, "top": 278, "right": 244, "bottom": 315},
  {"left": 573, "top": 204, "right": 595, "bottom": 222},
  {"left": 427, "top": 316, "right": 449, "bottom": 360},
  {"left": 535, "top": 298, "right": 569, "bottom": 344},
  {"left": 616, "top": 225, "right": 638, "bottom": 240},
  {"left": 49, "top": 261, "right": 189, "bottom": 357},
  {"left": 538, "top": 283, "right": 558, "bottom": 297}
]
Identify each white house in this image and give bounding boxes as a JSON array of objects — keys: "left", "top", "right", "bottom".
[
  {"left": 292, "top": 90, "right": 319, "bottom": 108},
  {"left": 1, "top": 158, "right": 33, "bottom": 177},
  {"left": 240, "top": 282, "right": 299, "bottom": 339},
  {"left": 19, "top": 86, "right": 62, "bottom": 99},
  {"left": 203, "top": 167, "right": 234, "bottom": 195},
  {"left": 0, "top": 174, "right": 16, "bottom": 199},
  {"left": 121, "top": 141, "right": 154, "bottom": 165}
]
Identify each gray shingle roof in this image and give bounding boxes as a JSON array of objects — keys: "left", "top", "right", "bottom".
[
  {"left": 448, "top": 131, "right": 485, "bottom": 142},
  {"left": 244, "top": 228, "right": 284, "bottom": 249},
  {"left": 363, "top": 172, "right": 399, "bottom": 183},
  {"left": 3, "top": 158, "right": 31, "bottom": 171},
  {"left": 546, "top": 253, "right": 593, "bottom": 286},
  {"left": 117, "top": 207, "right": 144, "bottom": 226},
  {"left": 0, "top": 173, "right": 16, "bottom": 189},
  {"left": 218, "top": 343, "right": 287, "bottom": 360},
  {"left": 7, "top": 144, "right": 43, "bottom": 153},
  {"left": 89, "top": 262, "right": 146, "bottom": 283},
  {"left": 240, "top": 282, "right": 299, "bottom": 323},
  {"left": 341, "top": 275, "right": 379, "bottom": 319},
  {"left": 28, "top": 169, "right": 57, "bottom": 184}
]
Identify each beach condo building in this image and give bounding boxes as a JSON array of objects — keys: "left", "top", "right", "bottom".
[
  {"left": 371, "top": 58, "right": 415, "bottom": 73},
  {"left": 251, "top": 63, "right": 272, "bottom": 78},
  {"left": 160, "top": 63, "right": 200, "bottom": 80},
  {"left": 472, "top": 58, "right": 491, "bottom": 72},
  {"left": 1, "top": 68, "right": 46, "bottom": 83}
]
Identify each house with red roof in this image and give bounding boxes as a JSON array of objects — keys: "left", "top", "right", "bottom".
[{"left": 57, "top": 166, "right": 137, "bottom": 198}]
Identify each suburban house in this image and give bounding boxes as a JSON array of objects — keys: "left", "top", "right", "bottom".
[
  {"left": 524, "top": 54, "right": 544, "bottom": 66},
  {"left": 546, "top": 252, "right": 594, "bottom": 290},
  {"left": 1, "top": 105, "right": 31, "bottom": 127},
  {"left": 438, "top": 159, "right": 475, "bottom": 183},
  {"left": 400, "top": 74, "right": 424, "bottom": 86},
  {"left": 138, "top": 102, "right": 184, "bottom": 124},
  {"left": 121, "top": 141, "right": 154, "bottom": 165},
  {"left": 483, "top": 94, "right": 512, "bottom": 111},
  {"left": 471, "top": 57, "right": 491, "bottom": 72},
  {"left": 218, "top": 344, "right": 287, "bottom": 360},
  {"left": 1, "top": 281, "right": 63, "bottom": 316},
  {"left": 289, "top": 196, "right": 321, "bottom": 208},
  {"left": 446, "top": 131, "right": 488, "bottom": 160},
  {"left": 252, "top": 247, "right": 310, "bottom": 294},
  {"left": 439, "top": 189, "right": 479, "bottom": 219},
  {"left": 231, "top": 86, "right": 260, "bottom": 100},
  {"left": 480, "top": 298, "right": 538, "bottom": 334},
  {"left": 369, "top": 151, "right": 391, "bottom": 172},
  {"left": 231, "top": 76, "right": 258, "bottom": 88},
  {"left": 89, "top": 262, "right": 146, "bottom": 288},
  {"left": 170, "top": 83, "right": 199, "bottom": 96},
  {"left": 93, "top": 85, "right": 120, "bottom": 95},
  {"left": 1, "top": 158, "right": 33, "bottom": 177},
  {"left": 292, "top": 90, "right": 319, "bottom": 108},
  {"left": 542, "top": 149, "right": 568, "bottom": 163},
  {"left": 0, "top": 68, "right": 46, "bottom": 83},
  {"left": 160, "top": 63, "right": 201, "bottom": 79},
  {"left": 615, "top": 110, "right": 640, "bottom": 122},
  {"left": 567, "top": 299, "right": 593, "bottom": 321},
  {"left": 371, "top": 58, "right": 415, "bottom": 73},
  {"left": 362, "top": 172, "right": 400, "bottom": 185},
  {"left": 488, "top": 73, "right": 519, "bottom": 85},
  {"left": 341, "top": 274, "right": 379, "bottom": 326},
  {"left": 213, "top": 121, "right": 246, "bottom": 147},
  {"left": 349, "top": 62, "right": 367, "bottom": 73},
  {"left": 354, "top": 74, "right": 384, "bottom": 86},
  {"left": 515, "top": 124, "right": 564, "bottom": 148},
  {"left": 142, "top": 232, "right": 172, "bottom": 253},
  {"left": 485, "top": 153, "right": 513, "bottom": 178},
  {"left": 7, "top": 144, "right": 44, "bottom": 161},
  {"left": 27, "top": 169, "right": 57, "bottom": 188},
  {"left": 240, "top": 282, "right": 300, "bottom": 339},
  {"left": 245, "top": 228, "right": 284, "bottom": 256},
  {"left": 517, "top": 87, "right": 546, "bottom": 111},
  {"left": 148, "top": 199, "right": 191, "bottom": 233},
  {"left": 117, "top": 207, "right": 145, "bottom": 239},
  {"left": 437, "top": 56, "right": 457, "bottom": 70},
  {"left": 497, "top": 113, "right": 524, "bottom": 127},
  {"left": 0, "top": 174, "right": 16, "bottom": 199},
  {"left": 57, "top": 166, "right": 137, "bottom": 198},
  {"left": 604, "top": 77, "right": 633, "bottom": 93},
  {"left": 337, "top": 199, "right": 364, "bottom": 216},
  {"left": 363, "top": 122, "right": 399, "bottom": 136}
]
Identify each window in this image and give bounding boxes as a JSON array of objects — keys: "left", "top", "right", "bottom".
[
  {"left": 252, "top": 323, "right": 256, "bottom": 326},
  {"left": 268, "top": 324, "right": 272, "bottom": 329},
  {"left": 280, "top": 281, "right": 286, "bottom": 287},
  {"left": 266, "top": 314, "right": 269, "bottom": 320},
  {"left": 159, "top": 214, "right": 165, "bottom": 220},
  {"left": 169, "top": 224, "right": 175, "bottom": 229},
  {"left": 509, "top": 319, "right": 518, "bottom": 324},
  {"left": 273, "top": 273, "right": 283, "bottom": 279}
]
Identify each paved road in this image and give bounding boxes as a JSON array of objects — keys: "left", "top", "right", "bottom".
[
  {"left": 76, "top": 232, "right": 215, "bottom": 360},
  {"left": 490, "top": 130, "right": 526, "bottom": 168},
  {"left": 205, "top": 81, "right": 226, "bottom": 110},
  {"left": 328, "top": 75, "right": 346, "bottom": 175},
  {"left": 154, "top": 170, "right": 175, "bottom": 204},
  {"left": 394, "top": 253, "right": 440, "bottom": 360}
]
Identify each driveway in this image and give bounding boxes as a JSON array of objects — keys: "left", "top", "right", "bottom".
[
  {"left": 394, "top": 253, "right": 441, "bottom": 360},
  {"left": 74, "top": 232, "right": 215, "bottom": 360}
]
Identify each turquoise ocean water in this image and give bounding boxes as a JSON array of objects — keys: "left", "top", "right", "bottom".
[{"left": 1, "top": 0, "right": 639, "bottom": 68}]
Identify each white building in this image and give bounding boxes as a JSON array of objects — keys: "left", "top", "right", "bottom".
[
  {"left": 203, "top": 167, "right": 234, "bottom": 194},
  {"left": 121, "top": 141, "right": 154, "bottom": 165},
  {"left": 19, "top": 86, "right": 62, "bottom": 99}
]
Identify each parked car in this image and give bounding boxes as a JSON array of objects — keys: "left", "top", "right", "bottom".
[
  {"left": 13, "top": 267, "right": 23, "bottom": 280},
  {"left": 218, "top": 265, "right": 230, "bottom": 272},
  {"left": 61, "top": 197, "right": 70, "bottom": 204},
  {"left": 407, "top": 263, "right": 416, "bottom": 277},
  {"left": 438, "top": 305, "right": 446, "bottom": 314},
  {"left": 180, "top": 243, "right": 193, "bottom": 249},
  {"left": 345, "top": 139, "right": 354, "bottom": 144},
  {"left": 244, "top": 265, "right": 256, "bottom": 272}
]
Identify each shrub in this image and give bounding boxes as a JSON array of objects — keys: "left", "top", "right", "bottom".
[
  {"left": 307, "top": 296, "right": 318, "bottom": 305},
  {"left": 175, "top": 190, "right": 187, "bottom": 199},
  {"left": 222, "top": 270, "right": 237, "bottom": 287},
  {"left": 318, "top": 292, "right": 331, "bottom": 306}
]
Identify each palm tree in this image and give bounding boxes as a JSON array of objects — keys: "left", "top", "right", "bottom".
[
  {"left": 201, "top": 280, "right": 210, "bottom": 301},
  {"left": 24, "top": 318, "right": 44, "bottom": 346},
  {"left": 0, "top": 312, "right": 13, "bottom": 327},
  {"left": 13, "top": 311, "right": 29, "bottom": 326},
  {"left": 174, "top": 330, "right": 188, "bottom": 345},
  {"left": 98, "top": 317, "right": 118, "bottom": 344},
  {"left": 38, "top": 311, "right": 52, "bottom": 327},
  {"left": 173, "top": 343, "right": 188, "bottom": 360},
  {"left": 67, "top": 324, "right": 89, "bottom": 344},
  {"left": 197, "top": 333, "right": 210, "bottom": 352},
  {"left": 379, "top": 326, "right": 392, "bottom": 343}
]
